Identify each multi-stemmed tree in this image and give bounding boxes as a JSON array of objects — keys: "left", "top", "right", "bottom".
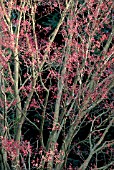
[{"left": 0, "top": 0, "right": 114, "bottom": 169}]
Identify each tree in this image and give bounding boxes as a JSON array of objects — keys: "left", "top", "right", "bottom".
[{"left": 0, "top": 0, "right": 114, "bottom": 169}]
